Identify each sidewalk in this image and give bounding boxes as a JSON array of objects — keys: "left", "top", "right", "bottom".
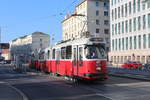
[{"left": 108, "top": 67, "right": 150, "bottom": 81}]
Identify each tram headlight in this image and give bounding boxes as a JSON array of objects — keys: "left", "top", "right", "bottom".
[
  {"left": 96, "top": 61, "right": 102, "bottom": 71},
  {"left": 96, "top": 67, "right": 102, "bottom": 71}
]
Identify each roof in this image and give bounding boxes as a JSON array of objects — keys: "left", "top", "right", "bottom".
[{"left": 32, "top": 32, "right": 49, "bottom": 36}]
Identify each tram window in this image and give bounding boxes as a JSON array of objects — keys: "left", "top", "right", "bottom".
[
  {"left": 61, "top": 47, "right": 66, "bottom": 59},
  {"left": 79, "top": 47, "right": 83, "bottom": 60},
  {"left": 52, "top": 49, "right": 55, "bottom": 59},
  {"left": 73, "top": 48, "right": 77, "bottom": 65},
  {"left": 56, "top": 50, "right": 61, "bottom": 60},
  {"left": 79, "top": 47, "right": 83, "bottom": 66},
  {"left": 47, "top": 50, "right": 50, "bottom": 59},
  {"left": 66, "top": 46, "right": 72, "bottom": 59},
  {"left": 85, "top": 45, "right": 106, "bottom": 59}
]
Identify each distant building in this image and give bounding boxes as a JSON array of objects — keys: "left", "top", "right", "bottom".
[
  {"left": 10, "top": 32, "right": 50, "bottom": 63},
  {"left": 109, "top": 0, "right": 150, "bottom": 64},
  {"left": 62, "top": 0, "right": 110, "bottom": 52}
]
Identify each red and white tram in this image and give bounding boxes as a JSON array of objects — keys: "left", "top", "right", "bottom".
[{"left": 30, "top": 37, "right": 108, "bottom": 80}]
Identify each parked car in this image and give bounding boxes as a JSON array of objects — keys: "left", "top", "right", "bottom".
[
  {"left": 121, "top": 61, "right": 143, "bottom": 69},
  {"left": 144, "top": 62, "right": 150, "bottom": 70}
]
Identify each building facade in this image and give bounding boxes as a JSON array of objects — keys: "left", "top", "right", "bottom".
[
  {"left": 62, "top": 0, "right": 110, "bottom": 51},
  {"left": 109, "top": 0, "right": 150, "bottom": 64},
  {"left": 10, "top": 32, "right": 50, "bottom": 63}
]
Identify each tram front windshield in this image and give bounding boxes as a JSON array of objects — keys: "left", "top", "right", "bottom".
[{"left": 85, "top": 45, "right": 106, "bottom": 59}]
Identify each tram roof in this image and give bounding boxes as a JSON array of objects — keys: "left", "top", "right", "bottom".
[{"left": 52, "top": 37, "right": 106, "bottom": 49}]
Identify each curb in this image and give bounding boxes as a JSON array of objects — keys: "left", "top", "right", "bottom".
[{"left": 109, "top": 73, "right": 150, "bottom": 81}]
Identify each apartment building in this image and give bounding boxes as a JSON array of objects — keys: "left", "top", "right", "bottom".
[
  {"left": 10, "top": 32, "right": 50, "bottom": 62},
  {"left": 109, "top": 0, "right": 150, "bottom": 64},
  {"left": 62, "top": 0, "right": 110, "bottom": 51}
]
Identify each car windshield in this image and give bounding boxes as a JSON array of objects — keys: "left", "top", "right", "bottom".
[{"left": 85, "top": 45, "right": 106, "bottom": 59}]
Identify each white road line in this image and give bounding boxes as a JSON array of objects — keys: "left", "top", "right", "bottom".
[{"left": 0, "top": 81, "right": 28, "bottom": 100}]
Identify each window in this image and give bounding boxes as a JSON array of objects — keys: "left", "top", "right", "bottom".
[
  {"left": 122, "top": 38, "right": 124, "bottom": 50},
  {"left": 134, "top": 36, "right": 137, "bottom": 49},
  {"left": 138, "top": 16, "right": 141, "bottom": 30},
  {"left": 125, "top": 3, "right": 128, "bottom": 16},
  {"left": 134, "top": 18, "right": 136, "bottom": 31},
  {"left": 148, "top": 13, "right": 150, "bottom": 28},
  {"left": 125, "top": 20, "right": 128, "bottom": 33},
  {"left": 47, "top": 50, "right": 50, "bottom": 59},
  {"left": 115, "top": 24, "right": 117, "bottom": 34},
  {"left": 142, "top": 3, "right": 146, "bottom": 10},
  {"left": 96, "top": 10, "right": 99, "bottom": 16},
  {"left": 119, "top": 39, "right": 121, "bottom": 50},
  {"left": 138, "top": 0, "right": 140, "bottom": 11},
  {"left": 130, "top": 37, "right": 132, "bottom": 49},
  {"left": 118, "top": 23, "right": 121, "bottom": 34},
  {"left": 143, "top": 15, "right": 146, "bottom": 29},
  {"left": 115, "top": 39, "right": 118, "bottom": 50},
  {"left": 147, "top": 34, "right": 150, "bottom": 48},
  {"left": 73, "top": 48, "right": 77, "bottom": 65},
  {"left": 96, "top": 1, "right": 99, "bottom": 7},
  {"left": 104, "top": 29, "right": 109, "bottom": 34},
  {"left": 138, "top": 35, "right": 141, "bottom": 49},
  {"left": 96, "top": 29, "right": 100, "bottom": 33},
  {"left": 129, "top": 2, "right": 132, "bottom": 14},
  {"left": 111, "top": 0, "right": 113, "bottom": 6},
  {"left": 104, "top": 2, "right": 109, "bottom": 9},
  {"left": 52, "top": 49, "right": 55, "bottom": 59},
  {"left": 96, "top": 19, "right": 100, "bottom": 25},
  {"left": 143, "top": 34, "right": 146, "bottom": 49},
  {"left": 112, "top": 10, "right": 114, "bottom": 20},
  {"left": 40, "top": 38, "right": 42, "bottom": 42},
  {"left": 61, "top": 47, "right": 66, "bottom": 59},
  {"left": 112, "top": 24, "right": 114, "bottom": 35},
  {"left": 129, "top": 19, "right": 132, "bottom": 32},
  {"left": 104, "top": 20, "right": 109, "bottom": 25},
  {"left": 115, "top": 8, "right": 117, "bottom": 19},
  {"left": 79, "top": 47, "right": 83, "bottom": 66},
  {"left": 121, "top": 5, "right": 124, "bottom": 17},
  {"left": 118, "top": 7, "right": 120, "bottom": 18},
  {"left": 66, "top": 46, "right": 72, "bottom": 59},
  {"left": 112, "top": 39, "right": 115, "bottom": 50},
  {"left": 104, "top": 11, "right": 109, "bottom": 16},
  {"left": 133, "top": 0, "right": 136, "bottom": 13},
  {"left": 122, "top": 22, "right": 124, "bottom": 33},
  {"left": 148, "top": 1, "right": 150, "bottom": 8},
  {"left": 126, "top": 37, "right": 128, "bottom": 50},
  {"left": 85, "top": 45, "right": 106, "bottom": 59}
]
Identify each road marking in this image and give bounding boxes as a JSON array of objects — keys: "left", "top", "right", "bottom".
[{"left": 0, "top": 81, "right": 28, "bottom": 100}]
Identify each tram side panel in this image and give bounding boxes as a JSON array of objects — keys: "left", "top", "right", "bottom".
[
  {"left": 46, "top": 60, "right": 51, "bottom": 72},
  {"left": 51, "top": 60, "right": 57, "bottom": 74},
  {"left": 58, "top": 60, "right": 66, "bottom": 76}
]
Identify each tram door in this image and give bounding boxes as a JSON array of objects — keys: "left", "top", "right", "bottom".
[
  {"left": 73, "top": 46, "right": 78, "bottom": 76},
  {"left": 56, "top": 49, "right": 60, "bottom": 74},
  {"left": 73, "top": 45, "right": 83, "bottom": 76}
]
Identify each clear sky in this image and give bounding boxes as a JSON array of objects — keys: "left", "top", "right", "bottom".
[{"left": 0, "top": 0, "right": 80, "bottom": 43}]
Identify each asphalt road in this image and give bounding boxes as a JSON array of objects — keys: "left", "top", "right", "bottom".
[{"left": 0, "top": 65, "right": 150, "bottom": 100}]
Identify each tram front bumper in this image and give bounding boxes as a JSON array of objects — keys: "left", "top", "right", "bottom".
[{"left": 83, "top": 73, "right": 107, "bottom": 79}]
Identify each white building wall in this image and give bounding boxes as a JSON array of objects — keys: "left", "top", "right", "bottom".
[
  {"left": 109, "top": 0, "right": 150, "bottom": 64},
  {"left": 62, "top": 0, "right": 110, "bottom": 51},
  {"left": 10, "top": 32, "right": 50, "bottom": 62}
]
